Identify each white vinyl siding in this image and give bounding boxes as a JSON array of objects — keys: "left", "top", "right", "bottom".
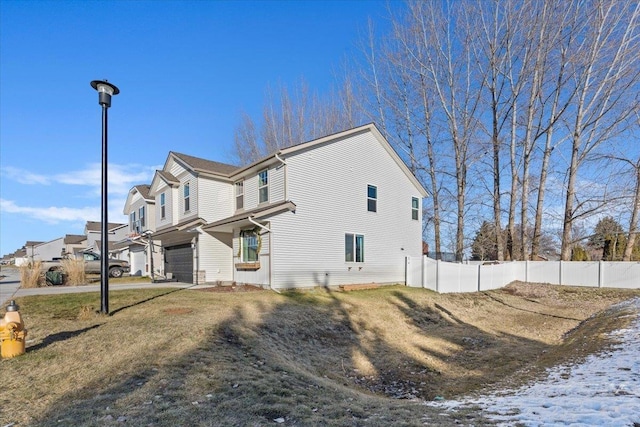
[
  {"left": 268, "top": 131, "right": 423, "bottom": 289},
  {"left": 197, "top": 178, "right": 234, "bottom": 223},
  {"left": 198, "top": 231, "right": 233, "bottom": 282}
]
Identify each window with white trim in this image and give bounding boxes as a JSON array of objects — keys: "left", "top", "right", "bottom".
[
  {"left": 130, "top": 212, "right": 136, "bottom": 232},
  {"left": 367, "top": 185, "right": 377, "bottom": 212},
  {"left": 235, "top": 181, "right": 244, "bottom": 210},
  {"left": 160, "top": 192, "right": 166, "bottom": 219},
  {"left": 345, "top": 233, "right": 364, "bottom": 262},
  {"left": 184, "top": 182, "right": 191, "bottom": 212},
  {"left": 258, "top": 169, "right": 269, "bottom": 203},
  {"left": 412, "top": 197, "right": 419, "bottom": 220},
  {"left": 139, "top": 206, "right": 145, "bottom": 227},
  {"left": 240, "top": 229, "right": 259, "bottom": 262}
]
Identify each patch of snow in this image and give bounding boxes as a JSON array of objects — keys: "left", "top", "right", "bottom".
[{"left": 430, "top": 299, "right": 640, "bottom": 426}]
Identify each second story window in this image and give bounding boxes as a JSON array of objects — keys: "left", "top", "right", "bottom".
[
  {"left": 160, "top": 192, "right": 166, "bottom": 220},
  {"left": 367, "top": 185, "right": 377, "bottom": 212},
  {"left": 130, "top": 212, "right": 136, "bottom": 232},
  {"left": 235, "top": 181, "right": 244, "bottom": 210},
  {"left": 258, "top": 169, "right": 269, "bottom": 204},
  {"left": 139, "top": 206, "right": 145, "bottom": 227},
  {"left": 184, "top": 182, "right": 190, "bottom": 212},
  {"left": 412, "top": 197, "right": 419, "bottom": 220}
]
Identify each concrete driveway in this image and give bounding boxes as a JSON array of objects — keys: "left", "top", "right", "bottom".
[{"left": 0, "top": 266, "right": 200, "bottom": 307}]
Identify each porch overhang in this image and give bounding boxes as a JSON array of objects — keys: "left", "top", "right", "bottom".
[
  {"left": 202, "top": 201, "right": 296, "bottom": 234},
  {"left": 153, "top": 217, "right": 206, "bottom": 245}
]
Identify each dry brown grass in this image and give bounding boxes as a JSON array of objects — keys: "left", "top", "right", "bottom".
[
  {"left": 1, "top": 282, "right": 638, "bottom": 426},
  {"left": 19, "top": 261, "right": 43, "bottom": 288},
  {"left": 60, "top": 258, "right": 86, "bottom": 285}
]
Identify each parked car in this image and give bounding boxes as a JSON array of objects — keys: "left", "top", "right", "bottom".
[{"left": 41, "top": 251, "right": 130, "bottom": 278}]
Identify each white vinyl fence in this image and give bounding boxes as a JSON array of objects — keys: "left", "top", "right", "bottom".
[{"left": 406, "top": 256, "right": 640, "bottom": 293}]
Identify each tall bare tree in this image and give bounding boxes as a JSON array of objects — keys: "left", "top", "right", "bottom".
[{"left": 559, "top": 0, "right": 640, "bottom": 259}]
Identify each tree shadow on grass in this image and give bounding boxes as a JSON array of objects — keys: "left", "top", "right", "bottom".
[{"left": 23, "top": 285, "right": 560, "bottom": 426}]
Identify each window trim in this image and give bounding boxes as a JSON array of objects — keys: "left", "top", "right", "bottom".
[
  {"left": 139, "top": 206, "right": 145, "bottom": 227},
  {"left": 345, "top": 233, "right": 365, "bottom": 263},
  {"left": 411, "top": 197, "right": 419, "bottom": 221},
  {"left": 367, "top": 184, "right": 377, "bottom": 212},
  {"left": 183, "top": 182, "right": 191, "bottom": 213},
  {"left": 239, "top": 229, "right": 259, "bottom": 263},
  {"left": 258, "top": 169, "right": 269, "bottom": 204},
  {"left": 160, "top": 192, "right": 166, "bottom": 220},
  {"left": 130, "top": 212, "right": 136, "bottom": 231},
  {"left": 235, "top": 180, "right": 244, "bottom": 210}
]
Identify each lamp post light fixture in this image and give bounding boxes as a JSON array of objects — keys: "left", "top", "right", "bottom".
[{"left": 90, "top": 79, "right": 120, "bottom": 314}]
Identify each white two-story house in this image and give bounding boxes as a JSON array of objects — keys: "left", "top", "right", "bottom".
[
  {"left": 148, "top": 124, "right": 427, "bottom": 289},
  {"left": 148, "top": 153, "right": 238, "bottom": 283},
  {"left": 120, "top": 184, "right": 163, "bottom": 277}
]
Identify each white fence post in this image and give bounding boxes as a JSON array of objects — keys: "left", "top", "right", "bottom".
[
  {"left": 559, "top": 260, "right": 563, "bottom": 285},
  {"left": 598, "top": 260, "right": 603, "bottom": 288}
]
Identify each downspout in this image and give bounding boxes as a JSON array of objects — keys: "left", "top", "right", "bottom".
[
  {"left": 275, "top": 153, "right": 287, "bottom": 165},
  {"left": 276, "top": 153, "right": 288, "bottom": 202}
]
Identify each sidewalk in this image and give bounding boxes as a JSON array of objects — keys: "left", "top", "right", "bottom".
[{"left": 0, "top": 267, "right": 203, "bottom": 307}]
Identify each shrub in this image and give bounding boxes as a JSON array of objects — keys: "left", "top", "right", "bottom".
[
  {"left": 61, "top": 258, "right": 86, "bottom": 285},
  {"left": 19, "top": 261, "right": 44, "bottom": 288}
]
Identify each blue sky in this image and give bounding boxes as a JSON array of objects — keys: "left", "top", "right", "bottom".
[{"left": 0, "top": 0, "right": 392, "bottom": 256}]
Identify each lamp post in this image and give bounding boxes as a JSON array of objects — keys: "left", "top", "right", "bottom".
[{"left": 90, "top": 79, "right": 120, "bottom": 314}]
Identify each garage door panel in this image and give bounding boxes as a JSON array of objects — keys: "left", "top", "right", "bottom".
[{"left": 164, "top": 244, "right": 193, "bottom": 283}]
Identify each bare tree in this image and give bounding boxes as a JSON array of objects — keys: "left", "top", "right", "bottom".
[
  {"left": 232, "top": 79, "right": 362, "bottom": 165},
  {"left": 559, "top": 0, "right": 640, "bottom": 260}
]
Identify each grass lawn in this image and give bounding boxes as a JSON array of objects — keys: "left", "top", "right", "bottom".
[{"left": 1, "top": 282, "right": 639, "bottom": 426}]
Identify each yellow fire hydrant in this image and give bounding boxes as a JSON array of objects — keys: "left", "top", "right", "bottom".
[{"left": 0, "top": 300, "right": 27, "bottom": 358}]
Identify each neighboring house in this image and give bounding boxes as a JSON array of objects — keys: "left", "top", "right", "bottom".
[
  {"left": 33, "top": 237, "right": 65, "bottom": 261},
  {"left": 13, "top": 241, "right": 44, "bottom": 266},
  {"left": 62, "top": 234, "right": 87, "bottom": 258},
  {"left": 12, "top": 248, "right": 28, "bottom": 266},
  {"left": 118, "top": 184, "right": 163, "bottom": 277},
  {"left": 149, "top": 123, "right": 427, "bottom": 289},
  {"left": 84, "top": 221, "right": 128, "bottom": 259}
]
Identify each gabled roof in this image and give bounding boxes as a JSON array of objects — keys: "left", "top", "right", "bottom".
[
  {"left": 170, "top": 152, "right": 239, "bottom": 177},
  {"left": 24, "top": 241, "right": 44, "bottom": 247},
  {"left": 230, "top": 123, "right": 428, "bottom": 197},
  {"left": 124, "top": 184, "right": 155, "bottom": 214},
  {"left": 157, "top": 170, "right": 180, "bottom": 186},
  {"left": 64, "top": 234, "right": 86, "bottom": 245},
  {"left": 151, "top": 124, "right": 427, "bottom": 198},
  {"left": 133, "top": 184, "right": 152, "bottom": 200}
]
